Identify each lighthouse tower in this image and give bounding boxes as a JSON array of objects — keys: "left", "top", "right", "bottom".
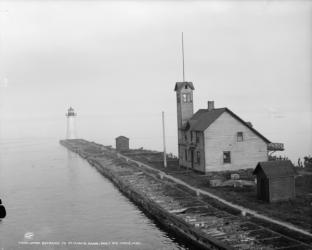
[{"left": 65, "top": 107, "right": 77, "bottom": 139}]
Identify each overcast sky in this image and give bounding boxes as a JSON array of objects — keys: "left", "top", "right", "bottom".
[{"left": 0, "top": 0, "right": 311, "bottom": 162}]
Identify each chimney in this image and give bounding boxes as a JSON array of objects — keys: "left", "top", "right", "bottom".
[
  {"left": 208, "top": 101, "right": 214, "bottom": 111},
  {"left": 246, "top": 122, "right": 253, "bottom": 128}
]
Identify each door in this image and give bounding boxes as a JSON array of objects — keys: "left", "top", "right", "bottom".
[
  {"left": 191, "top": 150, "right": 194, "bottom": 169},
  {"left": 260, "top": 178, "right": 268, "bottom": 201}
]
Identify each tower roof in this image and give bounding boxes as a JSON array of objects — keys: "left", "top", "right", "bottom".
[
  {"left": 66, "top": 106, "right": 76, "bottom": 117},
  {"left": 174, "top": 82, "right": 194, "bottom": 91}
]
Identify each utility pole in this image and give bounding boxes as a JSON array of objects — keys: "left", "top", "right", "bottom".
[
  {"left": 162, "top": 111, "right": 167, "bottom": 168},
  {"left": 182, "top": 32, "right": 185, "bottom": 82}
]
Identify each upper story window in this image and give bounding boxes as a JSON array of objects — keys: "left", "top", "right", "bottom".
[
  {"left": 223, "top": 151, "right": 231, "bottom": 164},
  {"left": 185, "top": 149, "right": 187, "bottom": 161},
  {"left": 182, "top": 93, "right": 192, "bottom": 103},
  {"left": 196, "top": 132, "right": 200, "bottom": 143},
  {"left": 177, "top": 93, "right": 180, "bottom": 103},
  {"left": 184, "top": 132, "right": 187, "bottom": 141},
  {"left": 237, "top": 132, "right": 243, "bottom": 142}
]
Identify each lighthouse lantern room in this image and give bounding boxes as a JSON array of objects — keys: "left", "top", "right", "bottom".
[{"left": 66, "top": 107, "right": 77, "bottom": 139}]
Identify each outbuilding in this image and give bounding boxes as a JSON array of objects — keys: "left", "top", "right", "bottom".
[
  {"left": 253, "top": 160, "right": 296, "bottom": 202},
  {"left": 115, "top": 136, "right": 129, "bottom": 152}
]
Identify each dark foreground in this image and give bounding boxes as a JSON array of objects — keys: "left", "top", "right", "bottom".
[{"left": 60, "top": 139, "right": 312, "bottom": 250}]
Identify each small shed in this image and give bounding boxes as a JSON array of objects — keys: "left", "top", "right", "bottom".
[
  {"left": 115, "top": 136, "right": 129, "bottom": 151},
  {"left": 253, "top": 160, "right": 296, "bottom": 202}
]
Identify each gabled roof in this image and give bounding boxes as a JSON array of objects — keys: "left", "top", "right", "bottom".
[
  {"left": 185, "top": 107, "right": 270, "bottom": 143},
  {"left": 115, "top": 136, "right": 129, "bottom": 140},
  {"left": 189, "top": 108, "right": 226, "bottom": 131},
  {"left": 253, "top": 160, "right": 296, "bottom": 178},
  {"left": 174, "top": 82, "right": 194, "bottom": 91}
]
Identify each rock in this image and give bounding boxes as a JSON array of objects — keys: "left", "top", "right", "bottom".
[
  {"left": 209, "top": 179, "right": 223, "bottom": 187},
  {"left": 231, "top": 173, "right": 240, "bottom": 180}
]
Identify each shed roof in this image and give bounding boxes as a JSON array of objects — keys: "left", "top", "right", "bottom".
[
  {"left": 185, "top": 108, "right": 270, "bottom": 143},
  {"left": 174, "top": 82, "right": 195, "bottom": 91},
  {"left": 253, "top": 160, "right": 296, "bottom": 178},
  {"left": 115, "top": 136, "right": 129, "bottom": 140}
]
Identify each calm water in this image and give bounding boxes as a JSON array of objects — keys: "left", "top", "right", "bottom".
[{"left": 0, "top": 138, "right": 190, "bottom": 250}]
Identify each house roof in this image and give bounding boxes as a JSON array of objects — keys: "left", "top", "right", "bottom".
[
  {"left": 186, "top": 108, "right": 270, "bottom": 143},
  {"left": 174, "top": 82, "right": 195, "bottom": 91},
  {"left": 253, "top": 160, "right": 296, "bottom": 178},
  {"left": 115, "top": 136, "right": 129, "bottom": 140}
]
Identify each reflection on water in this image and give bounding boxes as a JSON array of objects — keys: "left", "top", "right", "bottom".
[{"left": 0, "top": 138, "right": 190, "bottom": 250}]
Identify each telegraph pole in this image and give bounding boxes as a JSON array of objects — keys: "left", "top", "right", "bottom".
[{"left": 162, "top": 111, "right": 167, "bottom": 168}]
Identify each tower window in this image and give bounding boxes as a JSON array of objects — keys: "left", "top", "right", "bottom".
[
  {"left": 177, "top": 93, "right": 180, "bottom": 103},
  {"left": 237, "top": 132, "right": 243, "bottom": 142},
  {"left": 223, "top": 151, "right": 231, "bottom": 164},
  {"left": 182, "top": 93, "right": 192, "bottom": 103},
  {"left": 188, "top": 94, "right": 192, "bottom": 103}
]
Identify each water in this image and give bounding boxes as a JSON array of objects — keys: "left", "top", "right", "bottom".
[{"left": 0, "top": 138, "right": 190, "bottom": 250}]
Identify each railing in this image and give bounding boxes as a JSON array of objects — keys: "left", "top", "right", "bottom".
[{"left": 267, "top": 143, "right": 284, "bottom": 151}]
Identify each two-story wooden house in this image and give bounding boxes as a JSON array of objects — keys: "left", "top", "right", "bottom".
[{"left": 175, "top": 81, "right": 274, "bottom": 173}]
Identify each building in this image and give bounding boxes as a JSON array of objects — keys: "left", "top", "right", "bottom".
[
  {"left": 253, "top": 160, "right": 296, "bottom": 202},
  {"left": 65, "top": 107, "right": 77, "bottom": 139},
  {"left": 174, "top": 81, "right": 280, "bottom": 173},
  {"left": 115, "top": 136, "right": 129, "bottom": 151}
]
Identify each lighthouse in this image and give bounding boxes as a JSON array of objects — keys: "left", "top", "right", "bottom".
[{"left": 65, "top": 107, "right": 77, "bottom": 139}]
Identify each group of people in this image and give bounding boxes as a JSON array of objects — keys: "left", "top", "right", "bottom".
[{"left": 298, "top": 155, "right": 312, "bottom": 169}]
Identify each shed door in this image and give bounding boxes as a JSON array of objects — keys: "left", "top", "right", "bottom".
[{"left": 260, "top": 178, "right": 268, "bottom": 201}]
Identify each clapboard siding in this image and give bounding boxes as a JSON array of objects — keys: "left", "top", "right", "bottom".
[
  {"left": 204, "top": 112, "right": 268, "bottom": 172},
  {"left": 270, "top": 177, "right": 295, "bottom": 202}
]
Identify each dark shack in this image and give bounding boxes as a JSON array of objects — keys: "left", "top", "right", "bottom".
[
  {"left": 253, "top": 160, "right": 296, "bottom": 202},
  {"left": 115, "top": 136, "right": 129, "bottom": 152}
]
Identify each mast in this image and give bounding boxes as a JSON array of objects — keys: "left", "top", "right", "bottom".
[{"left": 182, "top": 32, "right": 185, "bottom": 82}]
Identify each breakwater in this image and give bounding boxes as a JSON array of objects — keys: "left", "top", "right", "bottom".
[{"left": 60, "top": 139, "right": 312, "bottom": 250}]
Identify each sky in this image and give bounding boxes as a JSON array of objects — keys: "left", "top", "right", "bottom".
[{"left": 0, "top": 0, "right": 311, "bottom": 162}]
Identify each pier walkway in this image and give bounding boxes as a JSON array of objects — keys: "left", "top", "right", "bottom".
[{"left": 117, "top": 153, "right": 312, "bottom": 238}]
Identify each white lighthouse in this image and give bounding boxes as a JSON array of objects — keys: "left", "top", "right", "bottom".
[{"left": 66, "top": 107, "right": 77, "bottom": 139}]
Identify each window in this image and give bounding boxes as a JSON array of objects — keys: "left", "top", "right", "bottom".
[
  {"left": 187, "top": 94, "right": 192, "bottom": 103},
  {"left": 182, "top": 93, "right": 192, "bottom": 103},
  {"left": 184, "top": 132, "right": 187, "bottom": 141},
  {"left": 196, "top": 151, "right": 201, "bottom": 164},
  {"left": 223, "top": 151, "right": 231, "bottom": 163},
  {"left": 190, "top": 132, "right": 193, "bottom": 142},
  {"left": 196, "top": 132, "right": 200, "bottom": 143},
  {"left": 185, "top": 149, "right": 187, "bottom": 161},
  {"left": 177, "top": 93, "right": 180, "bottom": 103},
  {"left": 237, "top": 132, "right": 243, "bottom": 142}
]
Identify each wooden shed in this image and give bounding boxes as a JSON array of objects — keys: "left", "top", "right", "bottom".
[
  {"left": 253, "top": 160, "right": 296, "bottom": 202},
  {"left": 115, "top": 136, "right": 129, "bottom": 152}
]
